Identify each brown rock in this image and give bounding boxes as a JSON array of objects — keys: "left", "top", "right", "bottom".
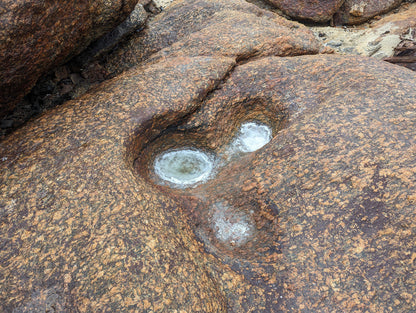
[
  {"left": 103, "top": 0, "right": 320, "bottom": 76},
  {"left": 167, "top": 54, "right": 416, "bottom": 311},
  {"left": 2, "top": 54, "right": 416, "bottom": 311},
  {"left": 385, "top": 38, "right": 416, "bottom": 71},
  {"left": 266, "top": 0, "right": 344, "bottom": 22},
  {"left": 0, "top": 0, "right": 139, "bottom": 117},
  {"left": 1, "top": 0, "right": 416, "bottom": 312},
  {"left": 381, "top": 3, "right": 416, "bottom": 70},
  {"left": 0, "top": 56, "right": 234, "bottom": 313},
  {"left": 334, "top": 0, "right": 404, "bottom": 24}
]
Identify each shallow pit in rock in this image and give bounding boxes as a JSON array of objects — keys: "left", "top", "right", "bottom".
[
  {"left": 153, "top": 148, "right": 215, "bottom": 188},
  {"left": 145, "top": 119, "right": 273, "bottom": 189},
  {"left": 132, "top": 100, "right": 286, "bottom": 264},
  {"left": 226, "top": 120, "right": 272, "bottom": 155}
]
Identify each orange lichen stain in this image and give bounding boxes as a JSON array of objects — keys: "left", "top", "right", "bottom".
[
  {"left": 378, "top": 227, "right": 394, "bottom": 236},
  {"left": 407, "top": 194, "right": 416, "bottom": 203},
  {"left": 146, "top": 237, "right": 157, "bottom": 249},
  {"left": 352, "top": 237, "right": 366, "bottom": 255},
  {"left": 143, "top": 299, "right": 151, "bottom": 309},
  {"left": 242, "top": 181, "right": 256, "bottom": 191},
  {"left": 409, "top": 252, "right": 416, "bottom": 265},
  {"left": 292, "top": 224, "right": 302, "bottom": 232}
]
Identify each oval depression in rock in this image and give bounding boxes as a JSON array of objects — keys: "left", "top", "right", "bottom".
[
  {"left": 232, "top": 121, "right": 272, "bottom": 153},
  {"left": 154, "top": 148, "right": 215, "bottom": 187}
]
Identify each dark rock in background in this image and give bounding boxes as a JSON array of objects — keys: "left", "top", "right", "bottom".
[
  {"left": 262, "top": 0, "right": 410, "bottom": 25},
  {"left": 265, "top": 0, "right": 344, "bottom": 22},
  {"left": 103, "top": 0, "right": 319, "bottom": 76},
  {"left": 385, "top": 36, "right": 416, "bottom": 71},
  {"left": 334, "top": 0, "right": 403, "bottom": 25},
  {"left": 0, "top": 0, "right": 139, "bottom": 117}
]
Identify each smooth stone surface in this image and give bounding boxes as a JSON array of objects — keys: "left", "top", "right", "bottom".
[{"left": 0, "top": 0, "right": 139, "bottom": 117}]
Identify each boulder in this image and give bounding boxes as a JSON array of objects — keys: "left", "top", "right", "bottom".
[
  {"left": 103, "top": 0, "right": 320, "bottom": 76},
  {"left": 334, "top": 0, "right": 404, "bottom": 24},
  {"left": 265, "top": 0, "right": 344, "bottom": 22},
  {"left": 310, "top": 2, "right": 416, "bottom": 60},
  {"left": 1, "top": 0, "right": 416, "bottom": 312},
  {"left": 2, "top": 55, "right": 416, "bottom": 313},
  {"left": 0, "top": 0, "right": 139, "bottom": 117}
]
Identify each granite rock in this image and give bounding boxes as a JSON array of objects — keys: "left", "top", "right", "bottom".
[
  {"left": 1, "top": 53, "right": 416, "bottom": 311},
  {"left": 265, "top": 0, "right": 344, "bottom": 22},
  {"left": 1, "top": 0, "right": 416, "bottom": 312},
  {"left": 0, "top": 56, "right": 235, "bottom": 313},
  {"left": 0, "top": 0, "right": 139, "bottom": 117},
  {"left": 103, "top": 0, "right": 320, "bottom": 76},
  {"left": 334, "top": 0, "right": 404, "bottom": 24},
  {"left": 310, "top": 2, "right": 416, "bottom": 60}
]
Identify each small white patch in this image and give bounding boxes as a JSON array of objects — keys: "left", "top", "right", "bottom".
[
  {"left": 229, "top": 121, "right": 272, "bottom": 155},
  {"left": 154, "top": 148, "right": 215, "bottom": 187},
  {"left": 212, "top": 202, "right": 253, "bottom": 246},
  {"left": 1, "top": 157, "right": 7, "bottom": 161},
  {"left": 153, "top": 0, "right": 175, "bottom": 10},
  {"left": 5, "top": 199, "right": 16, "bottom": 214}
]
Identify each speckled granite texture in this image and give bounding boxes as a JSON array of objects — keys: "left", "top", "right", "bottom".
[
  {"left": 1, "top": 0, "right": 416, "bottom": 311},
  {"left": 266, "top": 0, "right": 344, "bottom": 22},
  {"left": 334, "top": 0, "right": 403, "bottom": 25},
  {"left": 103, "top": 0, "right": 320, "bottom": 76},
  {"left": 0, "top": 0, "right": 139, "bottom": 117},
  {"left": 1, "top": 53, "right": 415, "bottom": 312}
]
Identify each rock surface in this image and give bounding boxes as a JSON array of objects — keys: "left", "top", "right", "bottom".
[
  {"left": 266, "top": 0, "right": 344, "bottom": 22},
  {"left": 103, "top": 0, "right": 320, "bottom": 76},
  {"left": 2, "top": 52, "right": 416, "bottom": 312},
  {"left": 312, "top": 2, "right": 416, "bottom": 59},
  {"left": 334, "top": 0, "right": 403, "bottom": 25},
  {"left": 0, "top": 0, "right": 139, "bottom": 117},
  {"left": 264, "top": 0, "right": 408, "bottom": 24},
  {"left": 1, "top": 0, "right": 416, "bottom": 312}
]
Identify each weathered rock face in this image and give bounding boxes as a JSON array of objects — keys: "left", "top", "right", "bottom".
[
  {"left": 1, "top": 0, "right": 416, "bottom": 312},
  {"left": 264, "top": 0, "right": 407, "bottom": 24},
  {"left": 334, "top": 0, "right": 404, "bottom": 24},
  {"left": 0, "top": 0, "right": 139, "bottom": 117},
  {"left": 2, "top": 56, "right": 416, "bottom": 312},
  {"left": 103, "top": 0, "right": 320, "bottom": 76},
  {"left": 266, "top": 0, "right": 344, "bottom": 22},
  {"left": 311, "top": 2, "right": 416, "bottom": 60}
]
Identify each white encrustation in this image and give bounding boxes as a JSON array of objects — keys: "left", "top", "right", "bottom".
[{"left": 154, "top": 148, "right": 214, "bottom": 187}]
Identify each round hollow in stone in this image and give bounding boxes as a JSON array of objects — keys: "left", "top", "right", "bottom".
[
  {"left": 233, "top": 121, "right": 272, "bottom": 153},
  {"left": 211, "top": 202, "right": 254, "bottom": 247},
  {"left": 154, "top": 148, "right": 214, "bottom": 187}
]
